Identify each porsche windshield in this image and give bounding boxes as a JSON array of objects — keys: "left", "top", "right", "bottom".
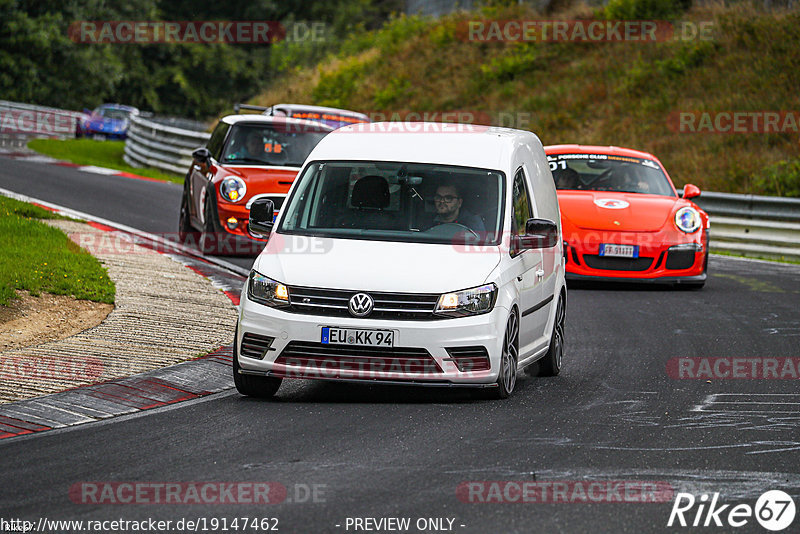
[
  {"left": 100, "top": 108, "right": 130, "bottom": 120},
  {"left": 549, "top": 153, "right": 675, "bottom": 196},
  {"left": 278, "top": 161, "right": 504, "bottom": 245},
  {"left": 221, "top": 123, "right": 329, "bottom": 167}
]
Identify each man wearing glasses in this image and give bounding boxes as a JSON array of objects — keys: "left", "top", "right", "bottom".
[{"left": 431, "top": 182, "right": 485, "bottom": 233}]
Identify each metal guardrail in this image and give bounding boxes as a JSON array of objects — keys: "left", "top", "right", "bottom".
[
  {"left": 123, "top": 114, "right": 210, "bottom": 175},
  {"left": 0, "top": 99, "right": 83, "bottom": 140},
  {"left": 694, "top": 192, "right": 800, "bottom": 262}
]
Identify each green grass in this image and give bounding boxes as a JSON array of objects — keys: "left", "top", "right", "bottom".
[
  {"left": 0, "top": 195, "right": 115, "bottom": 306},
  {"left": 27, "top": 138, "right": 183, "bottom": 184}
]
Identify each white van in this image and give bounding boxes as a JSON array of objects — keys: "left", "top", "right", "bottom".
[{"left": 235, "top": 122, "right": 566, "bottom": 399}]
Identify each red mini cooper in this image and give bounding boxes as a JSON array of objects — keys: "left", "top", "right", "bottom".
[{"left": 179, "top": 114, "right": 335, "bottom": 255}]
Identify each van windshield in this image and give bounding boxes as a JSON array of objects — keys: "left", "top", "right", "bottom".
[{"left": 278, "top": 161, "right": 505, "bottom": 245}]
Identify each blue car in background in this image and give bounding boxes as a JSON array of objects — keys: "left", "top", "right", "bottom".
[{"left": 76, "top": 104, "right": 139, "bottom": 140}]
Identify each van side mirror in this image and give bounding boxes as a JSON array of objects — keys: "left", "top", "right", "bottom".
[
  {"left": 682, "top": 184, "right": 701, "bottom": 199},
  {"left": 248, "top": 198, "right": 275, "bottom": 239},
  {"left": 519, "top": 218, "right": 559, "bottom": 249}
]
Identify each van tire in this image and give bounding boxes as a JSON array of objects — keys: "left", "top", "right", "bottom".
[
  {"left": 485, "top": 311, "right": 519, "bottom": 399},
  {"left": 533, "top": 294, "right": 564, "bottom": 377}
]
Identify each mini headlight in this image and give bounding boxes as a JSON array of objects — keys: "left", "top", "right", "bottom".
[
  {"left": 435, "top": 283, "right": 497, "bottom": 318},
  {"left": 248, "top": 271, "right": 289, "bottom": 308},
  {"left": 674, "top": 207, "right": 701, "bottom": 233},
  {"left": 220, "top": 177, "right": 246, "bottom": 202}
]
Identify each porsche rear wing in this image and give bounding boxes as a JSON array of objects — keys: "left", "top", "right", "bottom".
[{"left": 234, "top": 104, "right": 270, "bottom": 114}]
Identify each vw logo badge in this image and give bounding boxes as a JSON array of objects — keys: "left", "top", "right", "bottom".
[
  {"left": 594, "top": 198, "right": 630, "bottom": 210},
  {"left": 348, "top": 293, "right": 374, "bottom": 317}
]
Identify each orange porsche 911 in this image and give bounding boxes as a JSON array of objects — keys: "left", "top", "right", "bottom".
[{"left": 544, "top": 145, "right": 709, "bottom": 288}]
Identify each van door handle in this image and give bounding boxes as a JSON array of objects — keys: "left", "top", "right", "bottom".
[
  {"left": 516, "top": 275, "right": 523, "bottom": 282},
  {"left": 535, "top": 269, "right": 544, "bottom": 281}
]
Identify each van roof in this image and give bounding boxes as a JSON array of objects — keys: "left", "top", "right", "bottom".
[{"left": 308, "top": 122, "right": 542, "bottom": 170}]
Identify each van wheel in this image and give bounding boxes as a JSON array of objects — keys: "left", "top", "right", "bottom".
[
  {"left": 233, "top": 326, "right": 282, "bottom": 398},
  {"left": 487, "top": 311, "right": 519, "bottom": 399},
  {"left": 533, "top": 295, "right": 564, "bottom": 377}
]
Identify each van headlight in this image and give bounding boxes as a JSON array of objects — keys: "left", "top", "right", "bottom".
[
  {"left": 435, "top": 283, "right": 497, "bottom": 318},
  {"left": 220, "top": 177, "right": 246, "bottom": 202},
  {"left": 248, "top": 271, "right": 289, "bottom": 308},
  {"left": 674, "top": 207, "right": 702, "bottom": 233}
]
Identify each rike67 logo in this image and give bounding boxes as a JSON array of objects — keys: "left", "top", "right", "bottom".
[{"left": 668, "top": 490, "right": 796, "bottom": 531}]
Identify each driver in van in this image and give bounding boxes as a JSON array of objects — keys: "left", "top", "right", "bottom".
[{"left": 431, "top": 182, "right": 485, "bottom": 233}]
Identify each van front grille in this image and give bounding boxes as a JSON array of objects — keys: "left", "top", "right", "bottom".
[{"left": 285, "top": 286, "right": 442, "bottom": 320}]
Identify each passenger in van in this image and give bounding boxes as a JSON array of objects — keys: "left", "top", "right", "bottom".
[{"left": 429, "top": 182, "right": 485, "bottom": 233}]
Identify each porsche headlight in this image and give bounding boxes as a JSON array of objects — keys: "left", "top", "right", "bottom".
[
  {"left": 220, "top": 177, "right": 246, "bottom": 202},
  {"left": 435, "top": 283, "right": 497, "bottom": 318},
  {"left": 248, "top": 271, "right": 289, "bottom": 308},
  {"left": 674, "top": 207, "right": 701, "bottom": 233}
]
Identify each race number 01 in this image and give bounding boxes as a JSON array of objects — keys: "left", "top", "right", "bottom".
[{"left": 756, "top": 490, "right": 796, "bottom": 531}]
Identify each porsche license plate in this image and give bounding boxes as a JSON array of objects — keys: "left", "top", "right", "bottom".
[
  {"left": 321, "top": 327, "right": 394, "bottom": 347},
  {"left": 600, "top": 244, "right": 638, "bottom": 258}
]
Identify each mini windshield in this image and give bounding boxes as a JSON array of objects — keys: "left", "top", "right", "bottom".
[
  {"left": 278, "top": 161, "right": 505, "bottom": 245},
  {"left": 549, "top": 153, "right": 675, "bottom": 196},
  {"left": 221, "top": 123, "right": 329, "bottom": 167}
]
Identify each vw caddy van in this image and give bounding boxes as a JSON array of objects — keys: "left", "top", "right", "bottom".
[{"left": 234, "top": 122, "right": 566, "bottom": 399}]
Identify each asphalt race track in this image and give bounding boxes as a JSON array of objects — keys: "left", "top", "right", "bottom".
[{"left": 2, "top": 156, "right": 800, "bottom": 533}]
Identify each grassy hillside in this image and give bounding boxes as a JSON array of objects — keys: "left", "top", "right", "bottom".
[{"left": 249, "top": 2, "right": 800, "bottom": 196}]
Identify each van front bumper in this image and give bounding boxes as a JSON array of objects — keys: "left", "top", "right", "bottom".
[{"left": 237, "top": 296, "right": 509, "bottom": 385}]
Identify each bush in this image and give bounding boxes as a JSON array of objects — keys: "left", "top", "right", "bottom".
[
  {"left": 752, "top": 160, "right": 800, "bottom": 197},
  {"left": 604, "top": 0, "right": 692, "bottom": 20},
  {"left": 311, "top": 57, "right": 375, "bottom": 108}
]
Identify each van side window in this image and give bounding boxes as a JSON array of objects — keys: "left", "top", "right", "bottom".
[
  {"left": 512, "top": 168, "right": 532, "bottom": 237},
  {"left": 207, "top": 122, "right": 230, "bottom": 160}
]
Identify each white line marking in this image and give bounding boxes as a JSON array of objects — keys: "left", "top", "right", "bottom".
[{"left": 77, "top": 165, "right": 119, "bottom": 175}]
